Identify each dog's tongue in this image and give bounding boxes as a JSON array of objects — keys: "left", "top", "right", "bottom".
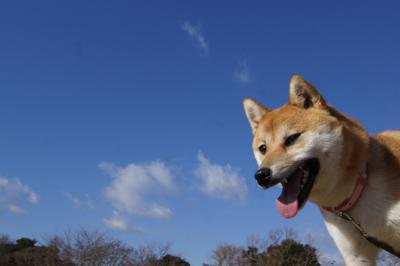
[{"left": 275, "top": 171, "right": 301, "bottom": 218}]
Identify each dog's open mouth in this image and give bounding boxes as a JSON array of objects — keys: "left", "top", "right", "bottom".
[{"left": 275, "top": 158, "right": 319, "bottom": 218}]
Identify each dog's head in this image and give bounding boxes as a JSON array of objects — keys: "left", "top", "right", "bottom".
[{"left": 243, "top": 75, "right": 367, "bottom": 218}]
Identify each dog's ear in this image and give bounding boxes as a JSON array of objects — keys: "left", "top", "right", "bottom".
[
  {"left": 243, "top": 98, "right": 270, "bottom": 133},
  {"left": 289, "top": 75, "right": 326, "bottom": 109}
]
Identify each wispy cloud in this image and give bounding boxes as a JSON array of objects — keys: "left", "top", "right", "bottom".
[
  {"left": 64, "top": 192, "right": 94, "bottom": 210},
  {"left": 181, "top": 21, "right": 209, "bottom": 54},
  {"left": 0, "top": 177, "right": 39, "bottom": 214},
  {"left": 103, "top": 211, "right": 145, "bottom": 234},
  {"left": 195, "top": 151, "right": 248, "bottom": 202},
  {"left": 103, "top": 211, "right": 128, "bottom": 231},
  {"left": 100, "top": 161, "right": 175, "bottom": 219},
  {"left": 8, "top": 204, "right": 27, "bottom": 214},
  {"left": 234, "top": 59, "right": 252, "bottom": 83}
]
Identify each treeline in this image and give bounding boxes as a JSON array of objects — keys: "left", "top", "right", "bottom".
[
  {"left": 1, "top": 228, "right": 398, "bottom": 266},
  {"left": 0, "top": 229, "right": 188, "bottom": 266}
]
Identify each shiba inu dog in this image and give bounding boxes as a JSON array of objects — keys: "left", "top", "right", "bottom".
[{"left": 243, "top": 75, "right": 400, "bottom": 265}]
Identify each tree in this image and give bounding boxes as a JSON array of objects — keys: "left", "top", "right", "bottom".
[
  {"left": 211, "top": 245, "right": 246, "bottom": 266},
  {"left": 0, "top": 237, "right": 71, "bottom": 266},
  {"left": 264, "top": 239, "right": 320, "bottom": 266},
  {"left": 241, "top": 246, "right": 259, "bottom": 266},
  {"left": 158, "top": 254, "right": 190, "bottom": 266},
  {"left": 130, "top": 242, "right": 172, "bottom": 266},
  {"left": 208, "top": 229, "right": 321, "bottom": 266},
  {"left": 47, "top": 228, "right": 189, "bottom": 266},
  {"left": 48, "top": 228, "right": 134, "bottom": 266},
  {"left": 15, "top": 238, "right": 36, "bottom": 250}
]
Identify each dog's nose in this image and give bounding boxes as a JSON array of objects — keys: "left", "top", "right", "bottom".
[{"left": 255, "top": 168, "right": 272, "bottom": 183}]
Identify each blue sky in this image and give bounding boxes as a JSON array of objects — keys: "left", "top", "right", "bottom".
[{"left": 1, "top": 0, "right": 400, "bottom": 265}]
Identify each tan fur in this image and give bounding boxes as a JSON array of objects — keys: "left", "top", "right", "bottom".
[{"left": 243, "top": 75, "right": 400, "bottom": 265}]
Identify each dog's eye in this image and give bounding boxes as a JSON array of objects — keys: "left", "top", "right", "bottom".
[
  {"left": 258, "top": 144, "right": 267, "bottom": 155},
  {"left": 285, "top": 133, "right": 301, "bottom": 146}
]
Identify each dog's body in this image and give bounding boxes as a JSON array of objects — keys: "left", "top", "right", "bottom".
[{"left": 243, "top": 75, "right": 400, "bottom": 265}]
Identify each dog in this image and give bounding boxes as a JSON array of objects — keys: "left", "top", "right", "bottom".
[{"left": 243, "top": 75, "right": 400, "bottom": 265}]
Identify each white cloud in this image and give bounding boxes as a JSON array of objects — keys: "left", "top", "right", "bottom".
[
  {"left": 100, "top": 161, "right": 175, "bottom": 219},
  {"left": 234, "top": 60, "right": 252, "bottom": 83},
  {"left": 181, "top": 21, "right": 209, "bottom": 54},
  {"left": 64, "top": 192, "right": 94, "bottom": 210},
  {"left": 103, "top": 211, "right": 145, "bottom": 234},
  {"left": 0, "top": 177, "right": 39, "bottom": 214},
  {"left": 103, "top": 211, "right": 129, "bottom": 231},
  {"left": 195, "top": 151, "right": 248, "bottom": 202},
  {"left": 8, "top": 204, "right": 26, "bottom": 214}
]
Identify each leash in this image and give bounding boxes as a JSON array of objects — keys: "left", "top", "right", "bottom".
[
  {"left": 323, "top": 164, "right": 400, "bottom": 258},
  {"left": 332, "top": 210, "right": 400, "bottom": 258}
]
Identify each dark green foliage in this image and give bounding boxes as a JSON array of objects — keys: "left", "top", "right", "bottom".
[
  {"left": 264, "top": 239, "right": 320, "bottom": 266},
  {"left": 243, "top": 240, "right": 320, "bottom": 266},
  {"left": 159, "top": 254, "right": 190, "bottom": 266},
  {"left": 242, "top": 246, "right": 259, "bottom": 266},
  {"left": 0, "top": 237, "right": 73, "bottom": 266},
  {"left": 211, "top": 238, "right": 321, "bottom": 266},
  {"left": 15, "top": 238, "right": 36, "bottom": 250}
]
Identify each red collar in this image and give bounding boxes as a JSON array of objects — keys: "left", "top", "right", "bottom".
[{"left": 324, "top": 165, "right": 368, "bottom": 213}]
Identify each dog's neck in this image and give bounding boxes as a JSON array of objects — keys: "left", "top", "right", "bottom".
[
  {"left": 323, "top": 164, "right": 368, "bottom": 212},
  {"left": 334, "top": 124, "right": 369, "bottom": 206},
  {"left": 313, "top": 107, "right": 370, "bottom": 208}
]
